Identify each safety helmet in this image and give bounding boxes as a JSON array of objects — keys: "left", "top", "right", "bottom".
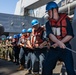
[
  {"left": 9, "top": 36, "right": 12, "bottom": 39},
  {"left": 7, "top": 36, "right": 9, "bottom": 39},
  {"left": 22, "top": 29, "right": 27, "bottom": 34},
  {"left": 46, "top": 2, "right": 58, "bottom": 12},
  {"left": 31, "top": 19, "right": 39, "bottom": 26},
  {"left": 13, "top": 35, "right": 18, "bottom": 39},
  {"left": 19, "top": 33, "right": 22, "bottom": 37},
  {"left": 17, "top": 34, "right": 20, "bottom": 38},
  {"left": 27, "top": 28, "right": 32, "bottom": 33}
]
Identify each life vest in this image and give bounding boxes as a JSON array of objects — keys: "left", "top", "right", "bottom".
[
  {"left": 31, "top": 27, "right": 44, "bottom": 47},
  {"left": 20, "top": 35, "right": 27, "bottom": 44},
  {"left": 49, "top": 13, "right": 70, "bottom": 40},
  {"left": 25, "top": 35, "right": 31, "bottom": 48}
]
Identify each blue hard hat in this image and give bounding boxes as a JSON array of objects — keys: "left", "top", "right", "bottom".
[
  {"left": 7, "top": 36, "right": 9, "bottom": 39},
  {"left": 46, "top": 2, "right": 58, "bottom": 12},
  {"left": 17, "top": 34, "right": 20, "bottom": 38},
  {"left": 22, "top": 29, "right": 27, "bottom": 34},
  {"left": 27, "top": 28, "right": 32, "bottom": 33},
  {"left": 13, "top": 35, "right": 18, "bottom": 39},
  {"left": 31, "top": 19, "right": 39, "bottom": 26},
  {"left": 9, "top": 36, "right": 12, "bottom": 39},
  {"left": 19, "top": 33, "right": 22, "bottom": 37}
]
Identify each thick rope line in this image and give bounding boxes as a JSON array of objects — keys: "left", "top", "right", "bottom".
[{"left": 66, "top": 47, "right": 76, "bottom": 54}]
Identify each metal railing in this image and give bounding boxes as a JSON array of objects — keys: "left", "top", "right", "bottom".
[{"left": 59, "top": 0, "right": 76, "bottom": 7}]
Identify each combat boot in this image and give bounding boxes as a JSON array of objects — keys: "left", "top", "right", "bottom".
[{"left": 17, "top": 64, "right": 24, "bottom": 70}]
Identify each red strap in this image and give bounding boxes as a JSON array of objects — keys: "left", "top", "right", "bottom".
[
  {"left": 56, "top": 13, "right": 67, "bottom": 25},
  {"left": 34, "top": 27, "right": 44, "bottom": 35},
  {"left": 31, "top": 35, "right": 35, "bottom": 47}
]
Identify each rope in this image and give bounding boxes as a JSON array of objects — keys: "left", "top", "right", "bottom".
[
  {"left": 66, "top": 47, "right": 76, "bottom": 54},
  {"left": 50, "top": 45, "right": 76, "bottom": 54}
]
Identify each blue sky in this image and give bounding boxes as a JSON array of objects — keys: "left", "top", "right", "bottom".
[{"left": 0, "top": 0, "right": 18, "bottom": 14}]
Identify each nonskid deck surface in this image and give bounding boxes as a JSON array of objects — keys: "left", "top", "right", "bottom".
[{"left": 0, "top": 59, "right": 67, "bottom": 75}]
